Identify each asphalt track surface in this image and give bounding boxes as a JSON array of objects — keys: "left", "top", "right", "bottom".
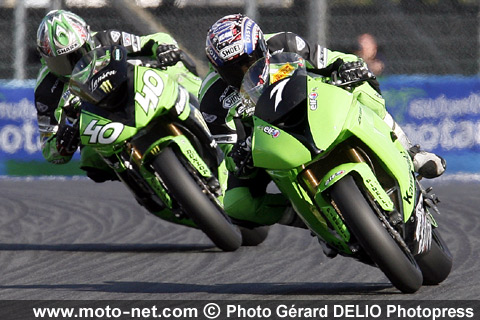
[{"left": 0, "top": 178, "right": 478, "bottom": 301}]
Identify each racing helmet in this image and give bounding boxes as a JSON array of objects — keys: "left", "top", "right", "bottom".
[
  {"left": 69, "top": 45, "right": 128, "bottom": 110},
  {"left": 206, "top": 14, "right": 268, "bottom": 89},
  {"left": 37, "top": 10, "right": 95, "bottom": 78}
]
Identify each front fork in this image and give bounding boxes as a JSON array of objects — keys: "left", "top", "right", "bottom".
[
  {"left": 300, "top": 145, "right": 437, "bottom": 257},
  {"left": 298, "top": 145, "right": 398, "bottom": 253},
  {"left": 300, "top": 146, "right": 367, "bottom": 198},
  {"left": 126, "top": 121, "right": 225, "bottom": 198}
]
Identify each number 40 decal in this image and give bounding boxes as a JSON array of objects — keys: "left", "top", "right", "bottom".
[{"left": 84, "top": 120, "right": 124, "bottom": 144}]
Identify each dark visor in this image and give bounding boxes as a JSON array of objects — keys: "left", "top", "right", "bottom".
[
  {"left": 44, "top": 42, "right": 92, "bottom": 77},
  {"left": 217, "top": 45, "right": 265, "bottom": 88}
]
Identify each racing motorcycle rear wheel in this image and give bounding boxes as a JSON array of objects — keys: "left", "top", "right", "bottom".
[
  {"left": 330, "top": 175, "right": 423, "bottom": 293},
  {"left": 415, "top": 228, "right": 452, "bottom": 285},
  {"left": 153, "top": 147, "right": 242, "bottom": 252}
]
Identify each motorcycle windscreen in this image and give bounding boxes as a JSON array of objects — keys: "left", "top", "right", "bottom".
[
  {"left": 252, "top": 117, "right": 311, "bottom": 170},
  {"left": 254, "top": 74, "right": 307, "bottom": 124},
  {"left": 307, "top": 80, "right": 354, "bottom": 151}
]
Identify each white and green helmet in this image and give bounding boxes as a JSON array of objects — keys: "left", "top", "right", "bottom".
[{"left": 36, "top": 10, "right": 95, "bottom": 77}]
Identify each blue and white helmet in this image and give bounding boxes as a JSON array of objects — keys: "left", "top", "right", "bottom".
[{"left": 206, "top": 14, "right": 268, "bottom": 88}]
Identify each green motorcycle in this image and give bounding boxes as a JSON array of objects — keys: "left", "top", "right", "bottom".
[
  {"left": 68, "top": 45, "right": 243, "bottom": 251},
  {"left": 238, "top": 52, "right": 452, "bottom": 293}
]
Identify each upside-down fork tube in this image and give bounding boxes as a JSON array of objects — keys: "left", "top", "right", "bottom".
[{"left": 301, "top": 146, "right": 365, "bottom": 198}]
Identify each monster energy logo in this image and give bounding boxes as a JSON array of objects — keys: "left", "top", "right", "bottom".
[
  {"left": 99, "top": 80, "right": 113, "bottom": 93},
  {"left": 91, "top": 70, "right": 117, "bottom": 91}
]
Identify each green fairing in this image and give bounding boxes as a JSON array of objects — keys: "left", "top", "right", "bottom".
[
  {"left": 252, "top": 117, "right": 311, "bottom": 169},
  {"left": 306, "top": 79, "right": 414, "bottom": 220},
  {"left": 73, "top": 57, "right": 220, "bottom": 230},
  {"left": 306, "top": 80, "right": 352, "bottom": 150},
  {"left": 140, "top": 33, "right": 202, "bottom": 96},
  {"left": 142, "top": 135, "right": 212, "bottom": 179},
  {"left": 318, "top": 162, "right": 394, "bottom": 212},
  {"left": 243, "top": 53, "right": 419, "bottom": 255},
  {"left": 133, "top": 66, "right": 181, "bottom": 123},
  {"left": 79, "top": 66, "right": 181, "bottom": 157}
]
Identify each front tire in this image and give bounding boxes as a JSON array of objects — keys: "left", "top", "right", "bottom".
[
  {"left": 330, "top": 175, "right": 423, "bottom": 293},
  {"left": 153, "top": 147, "right": 242, "bottom": 251}
]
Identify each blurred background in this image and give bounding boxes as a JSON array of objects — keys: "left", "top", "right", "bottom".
[
  {"left": 2, "top": 0, "right": 479, "bottom": 80},
  {"left": 1, "top": 0, "right": 480, "bottom": 179}
]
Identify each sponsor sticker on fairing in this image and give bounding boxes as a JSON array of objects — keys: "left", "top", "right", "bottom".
[
  {"left": 262, "top": 126, "right": 280, "bottom": 138},
  {"left": 271, "top": 63, "right": 296, "bottom": 83},
  {"left": 90, "top": 70, "right": 117, "bottom": 91},
  {"left": 309, "top": 92, "right": 318, "bottom": 110},
  {"left": 324, "top": 170, "right": 345, "bottom": 186}
]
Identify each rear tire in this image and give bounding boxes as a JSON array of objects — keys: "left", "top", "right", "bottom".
[
  {"left": 330, "top": 175, "right": 423, "bottom": 293},
  {"left": 153, "top": 147, "right": 242, "bottom": 251},
  {"left": 415, "top": 228, "right": 453, "bottom": 285}
]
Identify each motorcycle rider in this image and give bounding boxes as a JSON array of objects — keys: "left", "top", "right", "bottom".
[
  {"left": 35, "top": 9, "right": 201, "bottom": 182},
  {"left": 199, "top": 14, "right": 446, "bottom": 226}
]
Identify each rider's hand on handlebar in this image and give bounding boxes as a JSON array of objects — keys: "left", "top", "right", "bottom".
[
  {"left": 56, "top": 118, "right": 80, "bottom": 156},
  {"left": 156, "top": 44, "right": 182, "bottom": 68},
  {"left": 230, "top": 136, "right": 255, "bottom": 177},
  {"left": 338, "top": 60, "right": 375, "bottom": 88},
  {"left": 63, "top": 94, "right": 81, "bottom": 120}
]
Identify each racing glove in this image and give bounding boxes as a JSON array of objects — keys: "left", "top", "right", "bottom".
[
  {"left": 156, "top": 44, "right": 182, "bottom": 68},
  {"left": 230, "top": 136, "right": 255, "bottom": 177},
  {"left": 338, "top": 60, "right": 375, "bottom": 88},
  {"left": 63, "top": 94, "right": 81, "bottom": 119},
  {"left": 56, "top": 118, "right": 80, "bottom": 156}
]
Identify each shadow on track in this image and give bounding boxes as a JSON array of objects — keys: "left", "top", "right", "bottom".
[
  {"left": 0, "top": 243, "right": 216, "bottom": 253},
  {"left": 0, "top": 281, "right": 395, "bottom": 296}
]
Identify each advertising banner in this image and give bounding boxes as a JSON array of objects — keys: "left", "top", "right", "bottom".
[
  {"left": 0, "top": 81, "right": 81, "bottom": 176},
  {"left": 382, "top": 75, "right": 480, "bottom": 179},
  {"left": 1, "top": 76, "right": 480, "bottom": 178}
]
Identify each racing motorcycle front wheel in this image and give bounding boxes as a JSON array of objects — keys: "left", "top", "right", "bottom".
[
  {"left": 329, "top": 175, "right": 423, "bottom": 293},
  {"left": 153, "top": 146, "right": 242, "bottom": 252}
]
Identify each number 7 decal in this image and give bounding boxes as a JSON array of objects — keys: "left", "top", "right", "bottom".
[{"left": 270, "top": 78, "right": 290, "bottom": 112}]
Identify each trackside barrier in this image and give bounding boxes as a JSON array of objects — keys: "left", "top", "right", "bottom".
[
  {"left": 381, "top": 75, "right": 480, "bottom": 181},
  {"left": 1, "top": 76, "right": 479, "bottom": 179},
  {"left": 0, "top": 80, "right": 82, "bottom": 176}
]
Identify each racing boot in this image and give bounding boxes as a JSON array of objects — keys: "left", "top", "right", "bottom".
[
  {"left": 408, "top": 144, "right": 446, "bottom": 179},
  {"left": 384, "top": 113, "right": 446, "bottom": 179}
]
